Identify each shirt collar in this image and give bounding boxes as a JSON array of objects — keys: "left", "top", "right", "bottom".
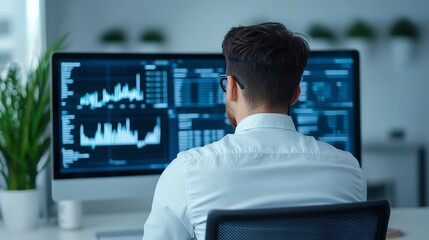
[{"left": 235, "top": 113, "right": 297, "bottom": 134}]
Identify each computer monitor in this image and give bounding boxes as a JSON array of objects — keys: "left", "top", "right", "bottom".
[{"left": 51, "top": 51, "right": 360, "bottom": 201}]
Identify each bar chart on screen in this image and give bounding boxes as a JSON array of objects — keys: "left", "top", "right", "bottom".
[
  {"left": 80, "top": 116, "right": 162, "bottom": 149},
  {"left": 79, "top": 73, "right": 145, "bottom": 109}
]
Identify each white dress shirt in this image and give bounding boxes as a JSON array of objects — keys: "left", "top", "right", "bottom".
[{"left": 143, "top": 113, "right": 366, "bottom": 240}]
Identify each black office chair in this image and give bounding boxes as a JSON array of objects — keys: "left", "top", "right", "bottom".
[{"left": 205, "top": 200, "right": 390, "bottom": 240}]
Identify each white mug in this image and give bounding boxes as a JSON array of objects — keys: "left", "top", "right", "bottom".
[{"left": 57, "top": 200, "right": 83, "bottom": 230}]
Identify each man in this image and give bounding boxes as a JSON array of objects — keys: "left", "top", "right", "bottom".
[{"left": 143, "top": 22, "right": 366, "bottom": 240}]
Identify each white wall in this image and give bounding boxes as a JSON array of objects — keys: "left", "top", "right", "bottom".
[
  {"left": 0, "top": 0, "right": 28, "bottom": 66},
  {"left": 45, "top": 0, "right": 429, "bottom": 142},
  {"left": 45, "top": 0, "right": 429, "bottom": 207}
]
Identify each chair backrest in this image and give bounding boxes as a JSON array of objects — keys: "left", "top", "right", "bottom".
[{"left": 205, "top": 200, "right": 390, "bottom": 240}]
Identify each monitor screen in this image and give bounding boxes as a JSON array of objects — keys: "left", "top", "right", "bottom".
[
  {"left": 291, "top": 51, "right": 360, "bottom": 161},
  {"left": 51, "top": 51, "right": 360, "bottom": 201}
]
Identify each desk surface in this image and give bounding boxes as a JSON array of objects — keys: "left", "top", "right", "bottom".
[
  {"left": 1, "top": 208, "right": 428, "bottom": 240},
  {"left": 387, "top": 208, "right": 429, "bottom": 239}
]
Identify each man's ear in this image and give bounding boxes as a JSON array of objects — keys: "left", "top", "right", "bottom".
[
  {"left": 290, "top": 86, "right": 301, "bottom": 105},
  {"left": 227, "top": 75, "right": 238, "bottom": 102}
]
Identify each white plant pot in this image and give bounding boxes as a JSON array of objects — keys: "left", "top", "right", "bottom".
[
  {"left": 309, "top": 39, "right": 334, "bottom": 50},
  {"left": 390, "top": 37, "right": 414, "bottom": 65},
  {"left": 0, "top": 189, "right": 39, "bottom": 231},
  {"left": 100, "top": 43, "right": 127, "bottom": 52},
  {"left": 345, "top": 38, "right": 371, "bottom": 59},
  {"left": 136, "top": 42, "right": 164, "bottom": 53}
]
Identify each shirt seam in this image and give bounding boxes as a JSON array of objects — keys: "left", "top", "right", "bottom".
[
  {"left": 181, "top": 158, "right": 198, "bottom": 231},
  {"left": 185, "top": 151, "right": 358, "bottom": 165}
]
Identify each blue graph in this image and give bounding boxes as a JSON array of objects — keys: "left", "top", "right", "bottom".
[
  {"left": 79, "top": 73, "right": 144, "bottom": 108},
  {"left": 80, "top": 117, "right": 161, "bottom": 149}
]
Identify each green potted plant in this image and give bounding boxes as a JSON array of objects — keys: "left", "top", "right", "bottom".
[
  {"left": 0, "top": 37, "right": 65, "bottom": 231},
  {"left": 308, "top": 24, "right": 335, "bottom": 41},
  {"left": 140, "top": 29, "right": 165, "bottom": 43},
  {"left": 345, "top": 20, "right": 375, "bottom": 57},
  {"left": 138, "top": 28, "right": 166, "bottom": 53},
  {"left": 346, "top": 20, "right": 375, "bottom": 40},
  {"left": 389, "top": 18, "right": 419, "bottom": 40},
  {"left": 307, "top": 23, "right": 336, "bottom": 49},
  {"left": 389, "top": 18, "right": 419, "bottom": 64},
  {"left": 100, "top": 28, "right": 128, "bottom": 52}
]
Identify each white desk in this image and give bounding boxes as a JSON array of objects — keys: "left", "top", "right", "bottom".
[
  {"left": 387, "top": 208, "right": 429, "bottom": 239},
  {"left": 0, "top": 208, "right": 428, "bottom": 240},
  {"left": 0, "top": 212, "right": 149, "bottom": 240}
]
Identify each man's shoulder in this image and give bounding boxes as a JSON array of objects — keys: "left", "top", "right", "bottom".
[
  {"left": 177, "top": 134, "right": 233, "bottom": 161},
  {"left": 310, "top": 140, "right": 359, "bottom": 168},
  {"left": 175, "top": 131, "right": 358, "bottom": 164}
]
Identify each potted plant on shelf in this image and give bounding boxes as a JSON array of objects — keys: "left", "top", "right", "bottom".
[
  {"left": 389, "top": 18, "right": 419, "bottom": 64},
  {"left": 138, "top": 28, "right": 166, "bottom": 53},
  {"left": 100, "top": 28, "right": 128, "bottom": 52},
  {"left": 0, "top": 38, "right": 65, "bottom": 231},
  {"left": 307, "top": 23, "right": 336, "bottom": 50},
  {"left": 345, "top": 20, "right": 375, "bottom": 57}
]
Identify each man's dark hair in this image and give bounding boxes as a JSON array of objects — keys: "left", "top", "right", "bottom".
[{"left": 222, "top": 22, "right": 310, "bottom": 111}]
